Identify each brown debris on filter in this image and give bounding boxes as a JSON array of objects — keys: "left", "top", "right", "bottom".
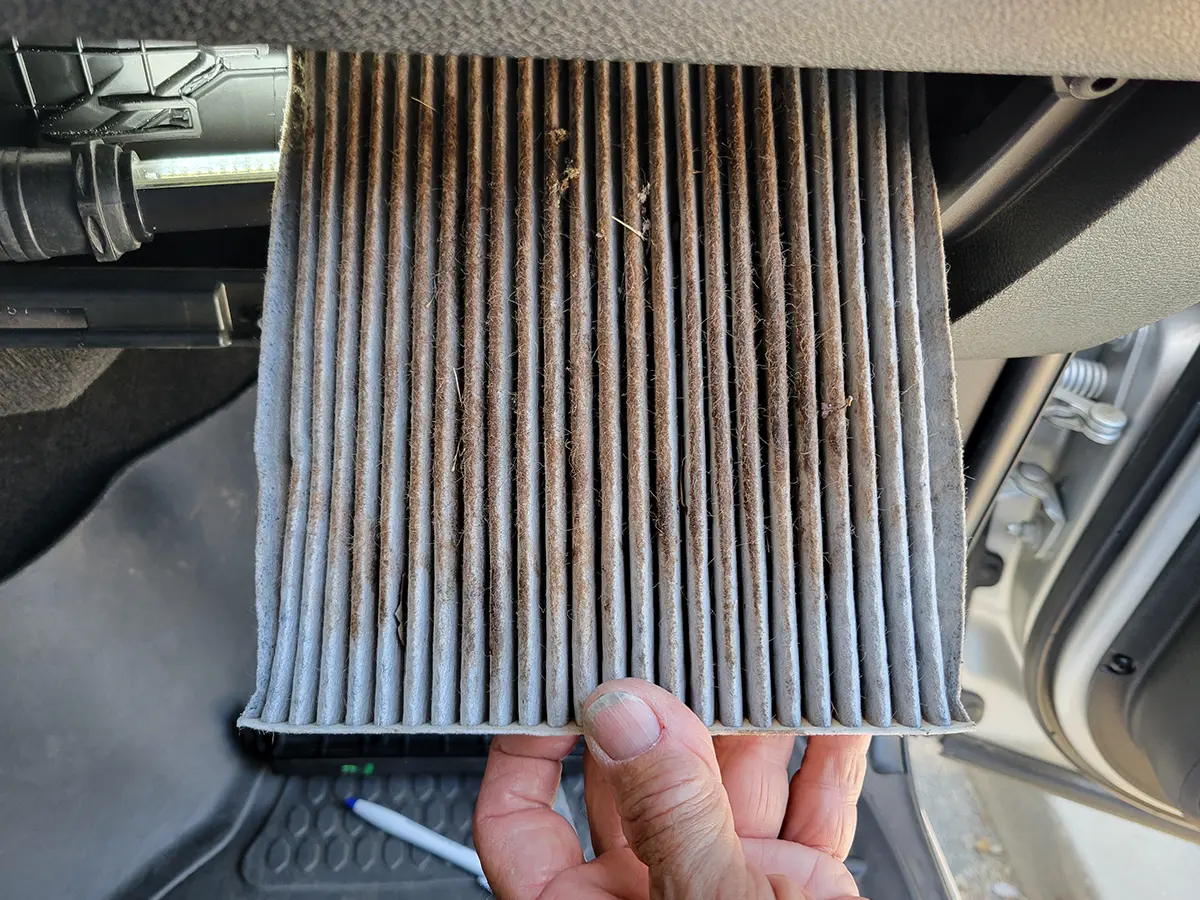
[
  {"left": 646, "top": 62, "right": 684, "bottom": 700},
  {"left": 726, "top": 65, "right": 773, "bottom": 727},
  {"left": 542, "top": 58, "right": 570, "bottom": 728},
  {"left": 700, "top": 64, "right": 744, "bottom": 727},
  {"left": 458, "top": 55, "right": 488, "bottom": 727},
  {"left": 486, "top": 56, "right": 516, "bottom": 727},
  {"left": 346, "top": 53, "right": 389, "bottom": 728},
  {"left": 568, "top": 59, "right": 598, "bottom": 717},
  {"left": 376, "top": 54, "right": 414, "bottom": 728},
  {"left": 808, "top": 68, "right": 862, "bottom": 728},
  {"left": 557, "top": 165, "right": 580, "bottom": 194},
  {"left": 753, "top": 66, "right": 801, "bottom": 727},
  {"left": 401, "top": 55, "right": 439, "bottom": 728},
  {"left": 514, "top": 57, "right": 543, "bottom": 727},
  {"left": 318, "top": 52, "right": 366, "bottom": 726},
  {"left": 833, "top": 69, "right": 891, "bottom": 727},
  {"left": 594, "top": 61, "right": 628, "bottom": 683},
  {"left": 429, "top": 54, "right": 463, "bottom": 727},
  {"left": 260, "top": 48, "right": 322, "bottom": 726},
  {"left": 674, "top": 64, "right": 714, "bottom": 725},
  {"left": 781, "top": 67, "right": 831, "bottom": 728},
  {"left": 621, "top": 61, "right": 654, "bottom": 683}
]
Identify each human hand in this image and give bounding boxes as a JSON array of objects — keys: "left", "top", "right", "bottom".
[{"left": 475, "top": 678, "right": 867, "bottom": 899}]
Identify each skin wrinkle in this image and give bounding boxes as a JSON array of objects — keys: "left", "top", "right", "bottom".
[
  {"left": 617, "top": 766, "right": 728, "bottom": 857},
  {"left": 782, "top": 736, "right": 869, "bottom": 862},
  {"left": 714, "top": 735, "right": 793, "bottom": 838}
]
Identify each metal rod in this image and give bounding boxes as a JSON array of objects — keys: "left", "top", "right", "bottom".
[
  {"left": 940, "top": 734, "right": 1200, "bottom": 843},
  {"left": 964, "top": 354, "right": 1069, "bottom": 548}
]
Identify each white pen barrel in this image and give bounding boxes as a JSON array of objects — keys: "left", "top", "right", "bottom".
[{"left": 351, "top": 799, "right": 486, "bottom": 878}]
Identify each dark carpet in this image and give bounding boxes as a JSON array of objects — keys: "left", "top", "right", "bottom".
[{"left": 0, "top": 348, "right": 258, "bottom": 578}]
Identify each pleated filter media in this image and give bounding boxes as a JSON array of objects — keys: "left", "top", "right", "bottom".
[{"left": 242, "top": 50, "right": 970, "bottom": 734}]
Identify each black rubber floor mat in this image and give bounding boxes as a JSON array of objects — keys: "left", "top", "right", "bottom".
[
  {"left": 167, "top": 755, "right": 930, "bottom": 900},
  {"left": 244, "top": 773, "right": 487, "bottom": 891},
  {"left": 0, "top": 388, "right": 261, "bottom": 900},
  {"left": 242, "top": 771, "right": 589, "bottom": 895}
]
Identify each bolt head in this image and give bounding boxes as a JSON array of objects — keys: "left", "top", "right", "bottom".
[
  {"left": 1105, "top": 653, "right": 1137, "bottom": 676},
  {"left": 1017, "top": 462, "right": 1049, "bottom": 482}
]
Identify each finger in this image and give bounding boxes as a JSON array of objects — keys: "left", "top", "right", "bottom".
[
  {"left": 583, "top": 745, "right": 628, "bottom": 855},
  {"left": 474, "top": 735, "right": 583, "bottom": 898},
  {"left": 541, "top": 848, "right": 650, "bottom": 900},
  {"left": 714, "top": 734, "right": 795, "bottom": 838},
  {"left": 743, "top": 839, "right": 861, "bottom": 899},
  {"left": 780, "top": 735, "right": 871, "bottom": 861},
  {"left": 579, "top": 678, "right": 752, "bottom": 896}
]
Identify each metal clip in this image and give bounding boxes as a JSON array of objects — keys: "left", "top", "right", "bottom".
[
  {"left": 1007, "top": 463, "right": 1066, "bottom": 558},
  {"left": 1044, "top": 387, "right": 1128, "bottom": 444}
]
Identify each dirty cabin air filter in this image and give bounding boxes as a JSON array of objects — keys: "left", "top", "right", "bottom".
[{"left": 242, "top": 50, "right": 969, "bottom": 735}]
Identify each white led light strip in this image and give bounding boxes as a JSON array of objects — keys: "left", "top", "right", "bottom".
[{"left": 132, "top": 150, "right": 281, "bottom": 189}]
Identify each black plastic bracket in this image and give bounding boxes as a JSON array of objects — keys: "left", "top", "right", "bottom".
[
  {"left": 0, "top": 267, "right": 263, "bottom": 347},
  {"left": 0, "top": 141, "right": 151, "bottom": 263},
  {"left": 71, "top": 140, "right": 151, "bottom": 262}
]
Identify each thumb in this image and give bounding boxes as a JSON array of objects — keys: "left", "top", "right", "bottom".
[{"left": 580, "top": 679, "right": 767, "bottom": 898}]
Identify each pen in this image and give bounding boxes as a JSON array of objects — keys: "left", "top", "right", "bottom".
[{"left": 344, "top": 796, "right": 491, "bottom": 891}]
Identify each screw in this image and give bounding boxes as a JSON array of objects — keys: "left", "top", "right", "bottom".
[
  {"left": 1104, "top": 653, "right": 1137, "bottom": 676},
  {"left": 1016, "top": 462, "right": 1049, "bottom": 483},
  {"left": 1006, "top": 520, "right": 1044, "bottom": 546}
]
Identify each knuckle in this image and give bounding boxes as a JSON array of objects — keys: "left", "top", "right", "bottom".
[
  {"left": 618, "top": 766, "right": 730, "bottom": 867},
  {"left": 804, "top": 801, "right": 856, "bottom": 861}
]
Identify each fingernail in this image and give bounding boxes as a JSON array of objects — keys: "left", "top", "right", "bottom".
[{"left": 581, "top": 690, "right": 662, "bottom": 761}]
